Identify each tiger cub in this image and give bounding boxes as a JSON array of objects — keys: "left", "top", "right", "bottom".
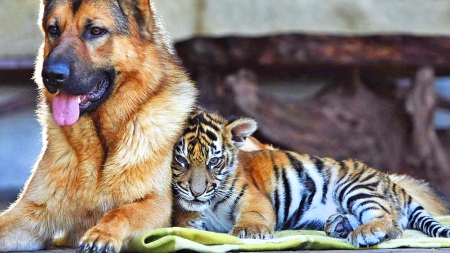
[{"left": 171, "top": 108, "right": 450, "bottom": 247}]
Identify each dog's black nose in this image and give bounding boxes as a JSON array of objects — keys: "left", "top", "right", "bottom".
[{"left": 42, "top": 60, "right": 70, "bottom": 93}]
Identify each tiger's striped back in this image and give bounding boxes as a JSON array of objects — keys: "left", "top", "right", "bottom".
[{"left": 172, "top": 108, "right": 450, "bottom": 247}]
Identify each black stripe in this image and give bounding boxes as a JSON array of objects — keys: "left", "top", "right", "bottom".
[
  {"left": 417, "top": 216, "right": 429, "bottom": 229},
  {"left": 274, "top": 156, "right": 287, "bottom": 225},
  {"left": 283, "top": 209, "right": 296, "bottom": 230},
  {"left": 336, "top": 161, "right": 347, "bottom": 185},
  {"left": 304, "top": 174, "right": 316, "bottom": 208},
  {"left": 428, "top": 223, "right": 440, "bottom": 236},
  {"left": 346, "top": 193, "right": 375, "bottom": 212},
  {"left": 358, "top": 171, "right": 378, "bottom": 183},
  {"left": 346, "top": 181, "right": 379, "bottom": 194},
  {"left": 338, "top": 172, "right": 364, "bottom": 203},
  {"left": 281, "top": 168, "right": 292, "bottom": 225},
  {"left": 271, "top": 153, "right": 280, "bottom": 226},
  {"left": 311, "top": 156, "right": 324, "bottom": 171},
  {"left": 440, "top": 228, "right": 450, "bottom": 237},
  {"left": 358, "top": 206, "right": 374, "bottom": 221},
  {"left": 357, "top": 205, "right": 389, "bottom": 221},
  {"left": 205, "top": 129, "right": 217, "bottom": 141},
  {"left": 408, "top": 206, "right": 424, "bottom": 228},
  {"left": 391, "top": 182, "right": 397, "bottom": 193},
  {"left": 353, "top": 160, "right": 367, "bottom": 173},
  {"left": 422, "top": 219, "right": 434, "bottom": 234},
  {"left": 303, "top": 219, "right": 325, "bottom": 230},
  {"left": 284, "top": 151, "right": 311, "bottom": 224},
  {"left": 364, "top": 200, "right": 389, "bottom": 214},
  {"left": 321, "top": 181, "right": 328, "bottom": 204},
  {"left": 273, "top": 183, "right": 280, "bottom": 213},
  {"left": 213, "top": 173, "right": 239, "bottom": 211},
  {"left": 285, "top": 194, "right": 306, "bottom": 230},
  {"left": 229, "top": 183, "right": 248, "bottom": 220},
  {"left": 196, "top": 113, "right": 220, "bottom": 131},
  {"left": 285, "top": 152, "right": 304, "bottom": 173},
  {"left": 407, "top": 195, "right": 412, "bottom": 206},
  {"left": 295, "top": 194, "right": 308, "bottom": 227},
  {"left": 311, "top": 156, "right": 328, "bottom": 204}
]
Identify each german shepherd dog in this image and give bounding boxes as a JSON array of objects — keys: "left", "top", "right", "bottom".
[{"left": 0, "top": 0, "right": 197, "bottom": 252}]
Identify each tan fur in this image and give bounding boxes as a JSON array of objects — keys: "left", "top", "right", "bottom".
[
  {"left": 0, "top": 0, "right": 197, "bottom": 251},
  {"left": 389, "top": 174, "right": 449, "bottom": 216},
  {"left": 240, "top": 136, "right": 277, "bottom": 152}
]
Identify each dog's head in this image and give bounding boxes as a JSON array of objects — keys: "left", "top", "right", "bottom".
[{"left": 37, "top": 0, "right": 167, "bottom": 126}]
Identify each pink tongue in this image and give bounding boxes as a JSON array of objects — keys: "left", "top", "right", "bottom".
[{"left": 52, "top": 92, "right": 80, "bottom": 126}]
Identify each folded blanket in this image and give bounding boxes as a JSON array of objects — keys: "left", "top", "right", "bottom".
[{"left": 129, "top": 216, "right": 450, "bottom": 252}]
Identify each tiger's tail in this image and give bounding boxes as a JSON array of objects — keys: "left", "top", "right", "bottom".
[
  {"left": 408, "top": 203, "right": 450, "bottom": 237},
  {"left": 390, "top": 174, "right": 449, "bottom": 216}
]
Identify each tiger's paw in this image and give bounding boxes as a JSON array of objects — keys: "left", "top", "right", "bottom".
[
  {"left": 183, "top": 217, "right": 206, "bottom": 230},
  {"left": 77, "top": 226, "right": 121, "bottom": 253},
  {"left": 176, "top": 211, "right": 206, "bottom": 230},
  {"left": 231, "top": 223, "right": 276, "bottom": 239},
  {"left": 325, "top": 213, "right": 361, "bottom": 238},
  {"left": 347, "top": 221, "right": 402, "bottom": 247}
]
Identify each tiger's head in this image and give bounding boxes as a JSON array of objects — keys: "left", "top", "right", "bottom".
[{"left": 172, "top": 108, "right": 257, "bottom": 212}]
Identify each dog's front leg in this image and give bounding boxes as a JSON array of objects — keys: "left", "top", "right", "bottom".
[
  {"left": 0, "top": 199, "right": 52, "bottom": 251},
  {"left": 77, "top": 190, "right": 172, "bottom": 253}
]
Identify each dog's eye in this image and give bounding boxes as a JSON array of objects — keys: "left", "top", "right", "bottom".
[
  {"left": 90, "top": 27, "right": 105, "bottom": 36},
  {"left": 47, "top": 26, "right": 59, "bottom": 37}
]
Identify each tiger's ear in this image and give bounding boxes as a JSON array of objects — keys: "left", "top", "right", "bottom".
[{"left": 227, "top": 118, "right": 258, "bottom": 148}]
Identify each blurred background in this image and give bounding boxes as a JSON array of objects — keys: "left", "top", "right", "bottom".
[{"left": 1, "top": 0, "right": 450, "bottom": 210}]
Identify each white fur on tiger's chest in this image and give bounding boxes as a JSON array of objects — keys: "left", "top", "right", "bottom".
[
  {"left": 202, "top": 206, "right": 234, "bottom": 232},
  {"left": 300, "top": 197, "right": 341, "bottom": 224}
]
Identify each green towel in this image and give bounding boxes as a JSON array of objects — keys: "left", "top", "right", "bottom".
[{"left": 129, "top": 216, "right": 450, "bottom": 252}]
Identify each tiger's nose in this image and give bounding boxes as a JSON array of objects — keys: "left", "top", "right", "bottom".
[
  {"left": 190, "top": 187, "right": 206, "bottom": 197},
  {"left": 189, "top": 170, "right": 208, "bottom": 197}
]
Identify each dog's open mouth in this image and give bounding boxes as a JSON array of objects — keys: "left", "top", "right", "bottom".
[
  {"left": 52, "top": 77, "right": 111, "bottom": 126},
  {"left": 78, "top": 78, "right": 109, "bottom": 109}
]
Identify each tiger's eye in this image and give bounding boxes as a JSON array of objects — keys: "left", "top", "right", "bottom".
[
  {"left": 209, "top": 157, "right": 221, "bottom": 166},
  {"left": 175, "top": 155, "right": 188, "bottom": 166}
]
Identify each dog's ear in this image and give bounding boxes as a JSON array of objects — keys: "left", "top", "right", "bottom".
[{"left": 119, "top": 0, "right": 155, "bottom": 36}]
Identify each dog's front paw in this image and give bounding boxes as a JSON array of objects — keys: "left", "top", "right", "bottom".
[
  {"left": 231, "top": 223, "right": 275, "bottom": 239},
  {"left": 77, "top": 226, "right": 122, "bottom": 253}
]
